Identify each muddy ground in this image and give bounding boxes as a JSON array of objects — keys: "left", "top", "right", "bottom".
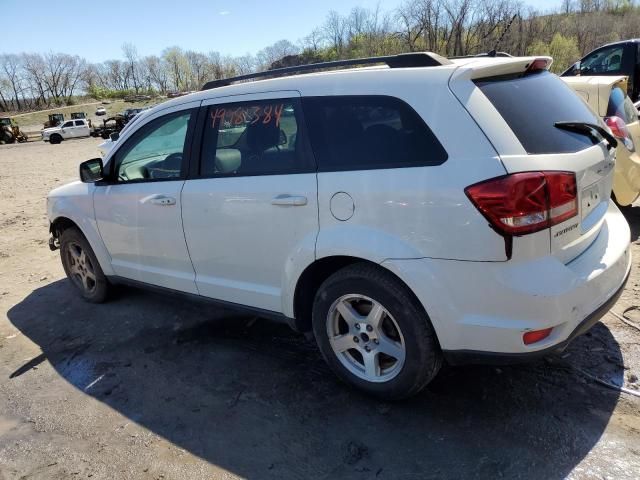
[{"left": 0, "top": 138, "right": 639, "bottom": 480}]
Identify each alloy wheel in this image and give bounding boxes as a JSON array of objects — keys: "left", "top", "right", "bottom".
[
  {"left": 326, "top": 294, "right": 406, "bottom": 383},
  {"left": 66, "top": 242, "right": 97, "bottom": 294}
]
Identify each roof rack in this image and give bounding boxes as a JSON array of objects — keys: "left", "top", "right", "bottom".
[{"left": 201, "top": 52, "right": 452, "bottom": 90}]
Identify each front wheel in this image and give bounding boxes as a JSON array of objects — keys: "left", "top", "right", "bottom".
[
  {"left": 49, "top": 134, "right": 62, "bottom": 144},
  {"left": 312, "top": 263, "right": 442, "bottom": 400},
  {"left": 60, "top": 227, "right": 109, "bottom": 303}
]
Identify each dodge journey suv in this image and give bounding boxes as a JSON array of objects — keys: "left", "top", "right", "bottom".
[{"left": 47, "top": 53, "right": 632, "bottom": 399}]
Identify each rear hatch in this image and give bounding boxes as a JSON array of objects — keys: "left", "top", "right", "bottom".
[{"left": 449, "top": 57, "right": 616, "bottom": 263}]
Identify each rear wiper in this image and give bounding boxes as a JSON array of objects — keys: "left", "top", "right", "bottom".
[{"left": 554, "top": 121, "right": 618, "bottom": 150}]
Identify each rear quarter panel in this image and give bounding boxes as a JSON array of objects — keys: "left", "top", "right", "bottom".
[{"left": 299, "top": 68, "right": 509, "bottom": 262}]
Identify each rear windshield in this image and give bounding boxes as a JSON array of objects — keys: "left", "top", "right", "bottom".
[
  {"left": 607, "top": 86, "right": 639, "bottom": 124},
  {"left": 475, "top": 71, "right": 601, "bottom": 154}
]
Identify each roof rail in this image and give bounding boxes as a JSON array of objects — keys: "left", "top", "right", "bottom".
[{"left": 201, "top": 52, "right": 452, "bottom": 90}]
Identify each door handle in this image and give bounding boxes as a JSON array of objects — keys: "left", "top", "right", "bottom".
[
  {"left": 271, "top": 194, "right": 308, "bottom": 206},
  {"left": 144, "top": 194, "right": 176, "bottom": 206}
]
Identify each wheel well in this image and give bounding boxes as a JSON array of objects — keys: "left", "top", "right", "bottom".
[
  {"left": 292, "top": 256, "right": 425, "bottom": 333},
  {"left": 50, "top": 217, "right": 79, "bottom": 238}
]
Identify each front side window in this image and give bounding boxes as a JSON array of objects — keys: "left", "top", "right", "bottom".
[
  {"left": 607, "top": 86, "right": 639, "bottom": 124},
  {"left": 113, "top": 110, "right": 192, "bottom": 182},
  {"left": 199, "top": 99, "right": 311, "bottom": 176},
  {"left": 581, "top": 46, "right": 624, "bottom": 74},
  {"left": 302, "top": 95, "right": 447, "bottom": 171},
  {"left": 62, "top": 121, "right": 73, "bottom": 128}
]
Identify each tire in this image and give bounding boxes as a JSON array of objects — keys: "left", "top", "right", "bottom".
[
  {"left": 49, "top": 134, "right": 62, "bottom": 145},
  {"left": 59, "top": 227, "right": 109, "bottom": 303},
  {"left": 312, "top": 263, "right": 442, "bottom": 400}
]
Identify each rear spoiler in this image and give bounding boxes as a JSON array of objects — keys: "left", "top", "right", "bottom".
[{"left": 449, "top": 56, "right": 553, "bottom": 81}]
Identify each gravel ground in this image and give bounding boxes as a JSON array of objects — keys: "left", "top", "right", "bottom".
[{"left": 0, "top": 138, "right": 639, "bottom": 480}]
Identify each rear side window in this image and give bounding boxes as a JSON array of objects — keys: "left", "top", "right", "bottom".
[
  {"left": 199, "top": 98, "right": 314, "bottom": 177},
  {"left": 607, "top": 86, "right": 639, "bottom": 124},
  {"left": 475, "top": 71, "right": 601, "bottom": 154},
  {"left": 74, "top": 120, "right": 84, "bottom": 126},
  {"left": 302, "top": 96, "right": 447, "bottom": 171}
]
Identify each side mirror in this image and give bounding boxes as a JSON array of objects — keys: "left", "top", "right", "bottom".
[
  {"left": 79, "top": 158, "right": 104, "bottom": 183},
  {"left": 110, "top": 132, "right": 120, "bottom": 141}
]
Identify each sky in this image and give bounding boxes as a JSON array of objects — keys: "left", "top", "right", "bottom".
[{"left": 2, "top": 0, "right": 562, "bottom": 62}]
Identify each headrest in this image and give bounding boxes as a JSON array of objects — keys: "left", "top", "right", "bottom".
[
  {"left": 246, "top": 121, "right": 280, "bottom": 152},
  {"left": 215, "top": 148, "right": 242, "bottom": 173}
]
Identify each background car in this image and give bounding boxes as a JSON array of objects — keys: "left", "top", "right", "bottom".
[
  {"left": 563, "top": 75, "right": 640, "bottom": 206},
  {"left": 562, "top": 38, "right": 640, "bottom": 102},
  {"left": 95, "top": 107, "right": 107, "bottom": 116}
]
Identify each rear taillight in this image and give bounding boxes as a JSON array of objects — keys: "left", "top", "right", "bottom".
[
  {"left": 605, "top": 116, "right": 635, "bottom": 151},
  {"left": 465, "top": 172, "right": 578, "bottom": 236}
]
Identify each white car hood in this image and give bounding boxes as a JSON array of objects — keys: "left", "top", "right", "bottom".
[{"left": 42, "top": 127, "right": 61, "bottom": 134}]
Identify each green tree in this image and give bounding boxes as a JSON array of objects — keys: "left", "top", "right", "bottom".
[{"left": 548, "top": 34, "right": 580, "bottom": 73}]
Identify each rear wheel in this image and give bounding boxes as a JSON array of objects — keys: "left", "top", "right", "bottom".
[
  {"left": 60, "top": 227, "right": 109, "bottom": 303},
  {"left": 312, "top": 263, "right": 442, "bottom": 400}
]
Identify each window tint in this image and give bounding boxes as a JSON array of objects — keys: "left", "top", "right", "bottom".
[
  {"left": 607, "top": 86, "right": 639, "bottom": 124},
  {"left": 475, "top": 71, "right": 601, "bottom": 154},
  {"left": 113, "top": 111, "right": 192, "bottom": 182},
  {"left": 580, "top": 46, "right": 624, "bottom": 74},
  {"left": 74, "top": 120, "right": 84, "bottom": 126},
  {"left": 302, "top": 96, "right": 447, "bottom": 171},
  {"left": 62, "top": 121, "right": 73, "bottom": 128},
  {"left": 199, "top": 99, "right": 312, "bottom": 176}
]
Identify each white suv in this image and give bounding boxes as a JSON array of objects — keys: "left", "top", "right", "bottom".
[{"left": 47, "top": 53, "right": 632, "bottom": 399}]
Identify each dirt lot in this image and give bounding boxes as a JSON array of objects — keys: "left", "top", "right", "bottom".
[{"left": 0, "top": 138, "right": 639, "bottom": 480}]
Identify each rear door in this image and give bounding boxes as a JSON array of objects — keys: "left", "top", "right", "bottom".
[
  {"left": 74, "top": 120, "right": 89, "bottom": 137},
  {"left": 450, "top": 60, "right": 616, "bottom": 263},
  {"left": 181, "top": 92, "right": 318, "bottom": 312}
]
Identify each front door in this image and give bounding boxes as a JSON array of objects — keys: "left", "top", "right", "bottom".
[
  {"left": 60, "top": 120, "right": 75, "bottom": 138},
  {"left": 181, "top": 93, "right": 318, "bottom": 312},
  {"left": 94, "top": 103, "right": 199, "bottom": 294}
]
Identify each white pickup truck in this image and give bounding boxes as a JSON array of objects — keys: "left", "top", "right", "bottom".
[{"left": 42, "top": 119, "right": 91, "bottom": 144}]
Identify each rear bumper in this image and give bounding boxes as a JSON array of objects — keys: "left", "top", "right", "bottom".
[
  {"left": 382, "top": 201, "right": 632, "bottom": 361},
  {"left": 442, "top": 265, "right": 630, "bottom": 365}
]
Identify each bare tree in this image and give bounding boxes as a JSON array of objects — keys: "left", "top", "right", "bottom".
[
  {"left": 257, "top": 40, "right": 299, "bottom": 70},
  {"left": 0, "top": 54, "right": 23, "bottom": 110},
  {"left": 162, "top": 47, "right": 189, "bottom": 91},
  {"left": 143, "top": 55, "right": 169, "bottom": 93},
  {"left": 122, "top": 43, "right": 141, "bottom": 93},
  {"left": 323, "top": 10, "right": 348, "bottom": 56}
]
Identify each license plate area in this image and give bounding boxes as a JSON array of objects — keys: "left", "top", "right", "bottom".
[{"left": 581, "top": 182, "right": 604, "bottom": 220}]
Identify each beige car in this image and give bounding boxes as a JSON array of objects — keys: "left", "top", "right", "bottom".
[{"left": 562, "top": 75, "right": 640, "bottom": 206}]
